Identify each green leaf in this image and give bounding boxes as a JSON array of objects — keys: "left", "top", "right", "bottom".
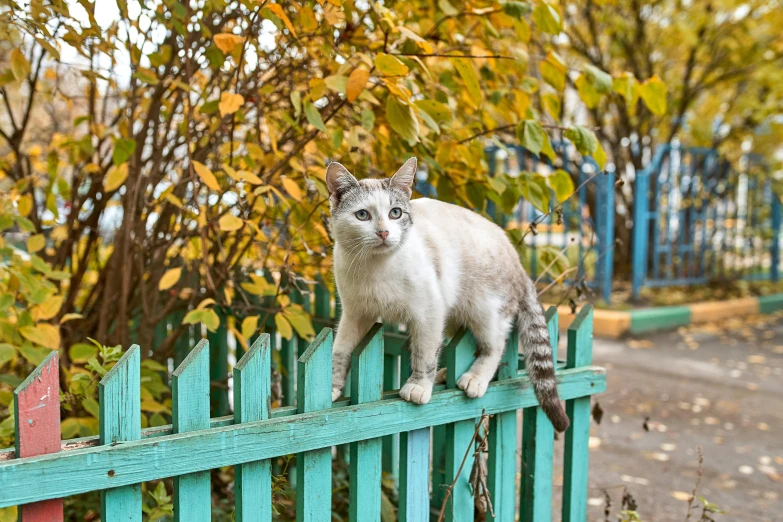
[
  {"left": 519, "top": 174, "right": 550, "bottom": 213},
  {"left": 290, "top": 91, "right": 301, "bottom": 118},
  {"left": 502, "top": 1, "right": 532, "bottom": 19},
  {"left": 613, "top": 72, "right": 640, "bottom": 111},
  {"left": 593, "top": 142, "right": 607, "bottom": 169},
  {"left": 69, "top": 343, "right": 98, "bottom": 363},
  {"left": 548, "top": 169, "right": 575, "bottom": 203},
  {"left": 183, "top": 309, "right": 220, "bottom": 332},
  {"left": 82, "top": 398, "right": 100, "bottom": 419},
  {"left": 323, "top": 75, "right": 348, "bottom": 94},
  {"left": 565, "top": 125, "right": 599, "bottom": 156},
  {"left": 374, "top": 54, "right": 409, "bottom": 76},
  {"left": 10, "top": 48, "right": 30, "bottom": 82},
  {"left": 639, "top": 75, "right": 667, "bottom": 115},
  {"left": 575, "top": 74, "right": 602, "bottom": 109},
  {"left": 584, "top": 64, "right": 612, "bottom": 94},
  {"left": 516, "top": 120, "right": 546, "bottom": 156},
  {"left": 303, "top": 100, "right": 327, "bottom": 132},
  {"left": 414, "top": 100, "right": 452, "bottom": 125},
  {"left": 361, "top": 109, "right": 375, "bottom": 131},
  {"left": 533, "top": 2, "right": 562, "bottom": 34},
  {"left": 451, "top": 54, "right": 482, "bottom": 106},
  {"left": 0, "top": 344, "right": 15, "bottom": 367},
  {"left": 112, "top": 137, "right": 137, "bottom": 166},
  {"left": 386, "top": 96, "right": 420, "bottom": 142},
  {"left": 18, "top": 344, "right": 51, "bottom": 366},
  {"left": 275, "top": 314, "right": 293, "bottom": 341}
]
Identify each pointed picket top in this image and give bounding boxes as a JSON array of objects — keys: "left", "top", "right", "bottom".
[
  {"left": 567, "top": 304, "right": 593, "bottom": 368},
  {"left": 99, "top": 345, "right": 141, "bottom": 445},
  {"left": 297, "top": 327, "right": 333, "bottom": 414},
  {"left": 350, "top": 323, "right": 384, "bottom": 405},
  {"left": 14, "top": 350, "right": 60, "bottom": 458},
  {"left": 172, "top": 338, "right": 211, "bottom": 433},
  {"left": 234, "top": 333, "right": 272, "bottom": 423}
]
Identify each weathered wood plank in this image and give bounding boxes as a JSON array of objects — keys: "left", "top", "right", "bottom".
[
  {"left": 520, "top": 307, "right": 558, "bottom": 522},
  {"left": 172, "top": 339, "right": 211, "bottom": 522},
  {"left": 488, "top": 327, "right": 519, "bottom": 521},
  {"left": 14, "top": 350, "right": 63, "bottom": 522},
  {"left": 563, "top": 305, "right": 594, "bottom": 522},
  {"left": 296, "top": 328, "right": 333, "bottom": 522},
  {"left": 349, "top": 324, "right": 384, "bottom": 522},
  {"left": 234, "top": 334, "right": 272, "bottom": 522},
  {"left": 0, "top": 367, "right": 605, "bottom": 506},
  {"left": 99, "top": 345, "right": 142, "bottom": 521},
  {"left": 398, "top": 428, "right": 430, "bottom": 522},
  {"left": 443, "top": 330, "right": 476, "bottom": 522}
]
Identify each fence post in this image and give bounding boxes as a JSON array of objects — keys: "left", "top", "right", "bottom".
[
  {"left": 632, "top": 171, "right": 651, "bottom": 300},
  {"left": 296, "top": 329, "right": 333, "bottom": 522},
  {"left": 349, "top": 324, "right": 384, "bottom": 522},
  {"left": 562, "top": 305, "right": 594, "bottom": 522},
  {"left": 596, "top": 169, "right": 615, "bottom": 303},
  {"left": 14, "top": 351, "right": 63, "bottom": 522},
  {"left": 99, "top": 345, "right": 142, "bottom": 520},
  {"left": 398, "top": 427, "right": 430, "bottom": 522},
  {"left": 234, "top": 334, "right": 273, "bottom": 521},
  {"left": 772, "top": 193, "right": 781, "bottom": 282},
  {"left": 172, "top": 339, "right": 211, "bottom": 522}
]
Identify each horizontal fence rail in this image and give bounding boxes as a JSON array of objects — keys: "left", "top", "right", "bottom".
[{"left": 2, "top": 305, "right": 604, "bottom": 521}]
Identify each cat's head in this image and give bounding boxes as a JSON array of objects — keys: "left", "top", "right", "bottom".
[{"left": 325, "top": 157, "right": 417, "bottom": 254}]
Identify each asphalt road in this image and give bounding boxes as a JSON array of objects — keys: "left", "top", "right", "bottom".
[{"left": 551, "top": 312, "right": 783, "bottom": 522}]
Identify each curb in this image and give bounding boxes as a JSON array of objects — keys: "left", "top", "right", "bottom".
[{"left": 550, "top": 292, "right": 783, "bottom": 338}]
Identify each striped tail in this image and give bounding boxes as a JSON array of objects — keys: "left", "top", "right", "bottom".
[{"left": 518, "top": 278, "right": 570, "bottom": 432}]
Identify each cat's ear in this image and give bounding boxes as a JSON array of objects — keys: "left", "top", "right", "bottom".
[
  {"left": 326, "top": 162, "right": 358, "bottom": 196},
  {"left": 390, "top": 157, "right": 417, "bottom": 195}
]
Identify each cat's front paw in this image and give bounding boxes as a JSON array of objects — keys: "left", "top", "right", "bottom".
[
  {"left": 399, "top": 381, "right": 433, "bottom": 405},
  {"left": 332, "top": 387, "right": 343, "bottom": 402},
  {"left": 457, "top": 372, "right": 489, "bottom": 399}
]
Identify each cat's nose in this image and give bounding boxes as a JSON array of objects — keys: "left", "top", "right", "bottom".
[{"left": 376, "top": 230, "right": 389, "bottom": 240}]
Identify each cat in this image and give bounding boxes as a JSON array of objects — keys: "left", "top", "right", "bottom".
[{"left": 326, "top": 157, "right": 570, "bottom": 432}]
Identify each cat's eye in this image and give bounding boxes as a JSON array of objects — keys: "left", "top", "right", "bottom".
[
  {"left": 389, "top": 207, "right": 402, "bottom": 219},
  {"left": 355, "top": 209, "right": 371, "bottom": 221}
]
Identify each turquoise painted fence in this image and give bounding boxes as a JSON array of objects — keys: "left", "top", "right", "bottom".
[{"left": 1, "top": 305, "right": 604, "bottom": 521}]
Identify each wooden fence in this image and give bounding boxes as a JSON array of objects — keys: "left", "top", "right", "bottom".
[{"left": 0, "top": 305, "right": 604, "bottom": 521}]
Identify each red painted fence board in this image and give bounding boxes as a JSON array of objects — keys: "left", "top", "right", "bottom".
[{"left": 13, "top": 351, "right": 64, "bottom": 522}]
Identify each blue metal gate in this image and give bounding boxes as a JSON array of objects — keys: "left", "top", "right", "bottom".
[{"left": 632, "top": 144, "right": 782, "bottom": 299}]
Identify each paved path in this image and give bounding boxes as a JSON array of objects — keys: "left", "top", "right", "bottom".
[{"left": 566, "top": 313, "right": 783, "bottom": 521}]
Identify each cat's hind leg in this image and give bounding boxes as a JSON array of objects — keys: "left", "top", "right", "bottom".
[{"left": 457, "top": 304, "right": 513, "bottom": 398}]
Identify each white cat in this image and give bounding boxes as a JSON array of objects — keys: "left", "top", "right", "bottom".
[{"left": 326, "top": 157, "right": 569, "bottom": 431}]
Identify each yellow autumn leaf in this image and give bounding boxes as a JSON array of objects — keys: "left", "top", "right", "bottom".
[
  {"left": 281, "top": 177, "right": 302, "bottom": 201},
  {"left": 60, "top": 313, "right": 84, "bottom": 324},
  {"left": 346, "top": 68, "right": 370, "bottom": 102},
  {"left": 213, "top": 33, "right": 245, "bottom": 53},
  {"left": 192, "top": 161, "right": 220, "bottom": 191},
  {"left": 218, "top": 214, "right": 244, "bottom": 231},
  {"left": 241, "top": 316, "right": 259, "bottom": 341},
  {"left": 219, "top": 92, "right": 245, "bottom": 117},
  {"left": 27, "top": 234, "right": 45, "bottom": 253},
  {"left": 104, "top": 163, "right": 129, "bottom": 192},
  {"left": 266, "top": 4, "right": 297, "bottom": 38},
  {"left": 34, "top": 296, "right": 63, "bottom": 321},
  {"left": 159, "top": 267, "right": 182, "bottom": 291},
  {"left": 19, "top": 324, "right": 61, "bottom": 350},
  {"left": 17, "top": 194, "right": 32, "bottom": 217}
]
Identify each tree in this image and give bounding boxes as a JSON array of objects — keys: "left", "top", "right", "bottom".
[
  {"left": 558, "top": 0, "right": 783, "bottom": 273},
  {"left": 0, "top": 0, "right": 665, "bottom": 453}
]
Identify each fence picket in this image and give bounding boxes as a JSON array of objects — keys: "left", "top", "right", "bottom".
[
  {"left": 13, "top": 350, "right": 63, "bottom": 522},
  {"left": 99, "top": 345, "right": 142, "bottom": 521},
  {"left": 349, "top": 324, "right": 384, "bottom": 522},
  {"left": 381, "top": 352, "right": 399, "bottom": 487},
  {"left": 520, "top": 308, "right": 558, "bottom": 522},
  {"left": 398, "top": 428, "right": 430, "bottom": 522},
  {"left": 487, "top": 327, "right": 519, "bottom": 520},
  {"left": 172, "top": 339, "right": 211, "bottom": 522},
  {"left": 563, "top": 305, "right": 594, "bottom": 522},
  {"left": 296, "top": 328, "right": 333, "bottom": 522},
  {"left": 234, "top": 333, "right": 273, "bottom": 521},
  {"left": 443, "top": 330, "right": 477, "bottom": 522}
]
